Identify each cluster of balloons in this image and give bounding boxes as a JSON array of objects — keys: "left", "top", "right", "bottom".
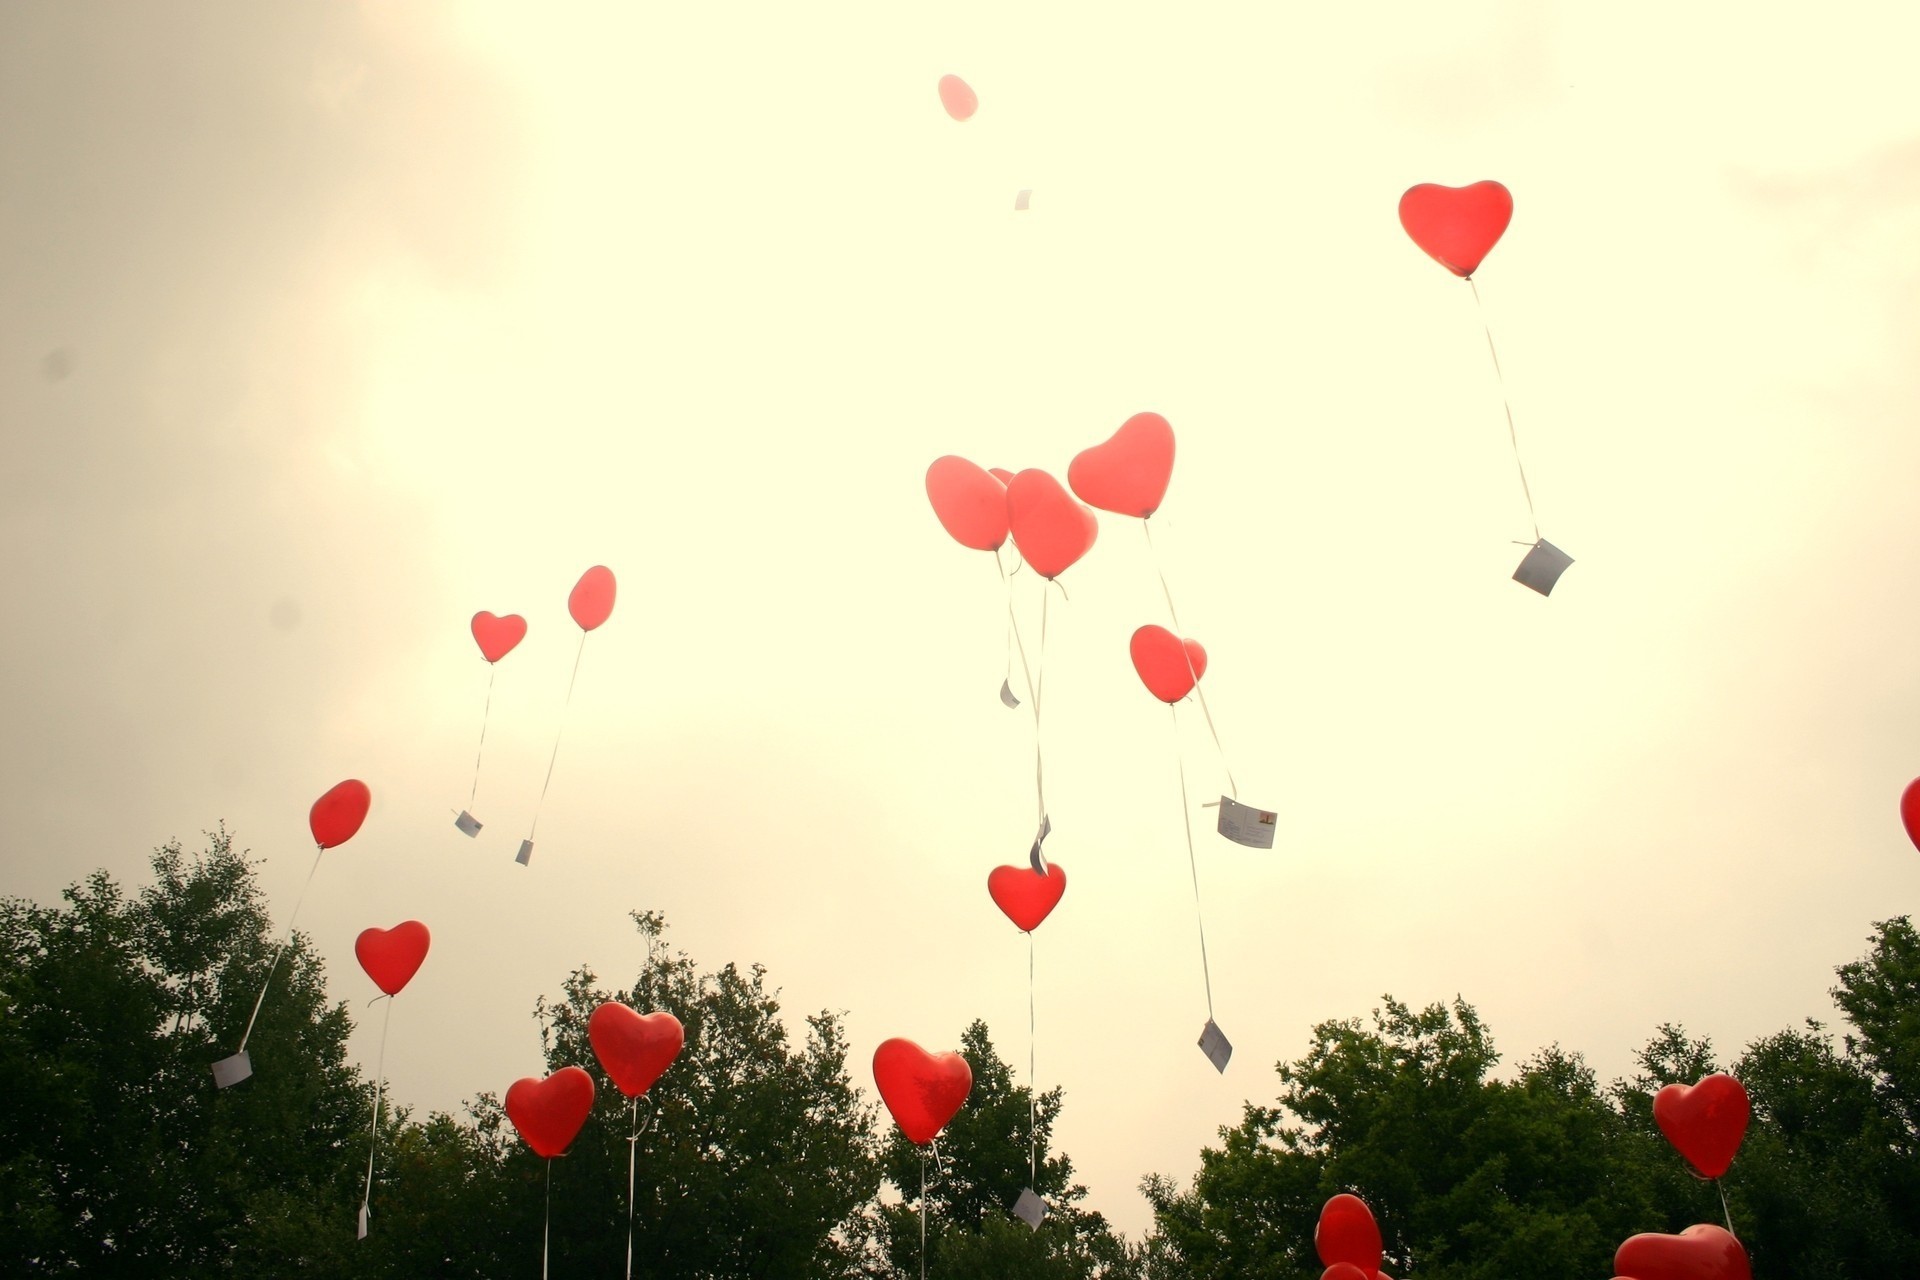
[
  {"left": 1315, "top": 1193, "right": 1393, "bottom": 1280},
  {"left": 504, "top": 1004, "right": 686, "bottom": 1158}
]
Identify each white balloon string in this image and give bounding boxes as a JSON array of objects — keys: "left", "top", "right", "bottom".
[
  {"left": 919, "top": 1148, "right": 928, "bottom": 1280},
  {"left": 542, "top": 1157, "right": 552, "bottom": 1280},
  {"left": 528, "top": 631, "right": 587, "bottom": 841},
  {"left": 1027, "top": 929, "right": 1038, "bottom": 1189},
  {"left": 626, "top": 1097, "right": 638, "bottom": 1280},
  {"left": 359, "top": 994, "right": 394, "bottom": 1230},
  {"left": 1467, "top": 276, "right": 1542, "bottom": 544},
  {"left": 236, "top": 842, "right": 325, "bottom": 1053},
  {"left": 469, "top": 665, "right": 496, "bottom": 810},
  {"left": 1173, "top": 706, "right": 1216, "bottom": 1021},
  {"left": 1717, "top": 1177, "right": 1735, "bottom": 1237},
  {"left": 1142, "top": 522, "right": 1238, "bottom": 800}
]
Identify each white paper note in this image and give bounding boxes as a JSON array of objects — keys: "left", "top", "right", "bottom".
[
  {"left": 212, "top": 1050, "right": 253, "bottom": 1089},
  {"left": 357, "top": 1204, "right": 369, "bottom": 1240},
  {"left": 1512, "top": 538, "right": 1574, "bottom": 596},
  {"left": 454, "top": 810, "right": 482, "bottom": 837},
  {"left": 1198, "top": 1019, "right": 1232, "bottom": 1074},
  {"left": 1014, "top": 189, "right": 1031, "bottom": 211},
  {"left": 1216, "top": 796, "right": 1278, "bottom": 849},
  {"left": 516, "top": 839, "right": 534, "bottom": 866},
  {"left": 1029, "top": 814, "right": 1051, "bottom": 874},
  {"left": 1012, "top": 1187, "right": 1047, "bottom": 1229},
  {"left": 1000, "top": 678, "right": 1021, "bottom": 709}
]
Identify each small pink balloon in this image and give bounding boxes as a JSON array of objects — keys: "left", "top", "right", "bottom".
[{"left": 938, "top": 75, "right": 977, "bottom": 122}]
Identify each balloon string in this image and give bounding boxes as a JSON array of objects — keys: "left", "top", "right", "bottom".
[
  {"left": 1173, "top": 707, "right": 1215, "bottom": 1021},
  {"left": 1143, "top": 522, "right": 1238, "bottom": 800},
  {"left": 469, "top": 665, "right": 496, "bottom": 810},
  {"left": 528, "top": 631, "right": 588, "bottom": 841},
  {"left": 236, "top": 842, "right": 325, "bottom": 1053},
  {"left": 626, "top": 1098, "right": 638, "bottom": 1280},
  {"left": 1716, "top": 1177, "right": 1735, "bottom": 1237},
  {"left": 919, "top": 1148, "right": 929, "bottom": 1280},
  {"left": 997, "top": 549, "right": 1050, "bottom": 869},
  {"left": 359, "top": 994, "right": 394, "bottom": 1229},
  {"left": 1027, "top": 930, "right": 1038, "bottom": 1190},
  {"left": 1467, "top": 276, "right": 1542, "bottom": 544},
  {"left": 542, "top": 1157, "right": 552, "bottom": 1280}
]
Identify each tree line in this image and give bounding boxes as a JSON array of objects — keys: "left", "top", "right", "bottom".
[{"left": 2, "top": 829, "right": 1914, "bottom": 1275}]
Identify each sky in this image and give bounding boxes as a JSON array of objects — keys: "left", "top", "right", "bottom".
[{"left": 4, "top": 0, "right": 1920, "bottom": 1244}]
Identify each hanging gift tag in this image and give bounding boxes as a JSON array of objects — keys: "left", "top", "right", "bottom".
[
  {"left": 454, "top": 810, "right": 482, "bottom": 837},
  {"left": 1216, "top": 796, "right": 1278, "bottom": 849},
  {"left": 1029, "top": 814, "right": 1052, "bottom": 874},
  {"left": 357, "top": 1204, "right": 369, "bottom": 1240},
  {"left": 1198, "top": 1019, "right": 1233, "bottom": 1074},
  {"left": 1012, "top": 1187, "right": 1047, "bottom": 1229},
  {"left": 212, "top": 1050, "right": 253, "bottom": 1089},
  {"left": 516, "top": 839, "right": 534, "bottom": 866},
  {"left": 1014, "top": 188, "right": 1032, "bottom": 211},
  {"left": 1512, "top": 538, "right": 1574, "bottom": 596},
  {"left": 1000, "top": 677, "right": 1021, "bottom": 709}
]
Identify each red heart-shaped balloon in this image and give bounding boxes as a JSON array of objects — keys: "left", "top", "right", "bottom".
[
  {"left": 569, "top": 566, "right": 616, "bottom": 632},
  {"left": 987, "top": 467, "right": 1014, "bottom": 485},
  {"left": 926, "top": 456, "right": 1009, "bottom": 552},
  {"left": 1613, "top": 1224, "right": 1750, "bottom": 1280},
  {"left": 588, "top": 1003, "right": 685, "bottom": 1099},
  {"left": 1006, "top": 470, "right": 1098, "bottom": 580},
  {"left": 987, "top": 863, "right": 1067, "bottom": 933},
  {"left": 1130, "top": 625, "right": 1207, "bottom": 704},
  {"left": 1068, "top": 412, "right": 1176, "bottom": 518},
  {"left": 355, "top": 921, "right": 430, "bottom": 996},
  {"left": 471, "top": 611, "right": 527, "bottom": 663},
  {"left": 1900, "top": 778, "right": 1920, "bottom": 852},
  {"left": 1321, "top": 1266, "right": 1372, "bottom": 1280},
  {"left": 873, "top": 1038, "right": 971, "bottom": 1145},
  {"left": 938, "top": 74, "right": 977, "bottom": 122},
  {"left": 1398, "top": 181, "right": 1513, "bottom": 278},
  {"left": 309, "top": 779, "right": 371, "bottom": 849},
  {"left": 1653, "top": 1074, "right": 1750, "bottom": 1179},
  {"left": 1315, "top": 1193, "right": 1383, "bottom": 1273},
  {"left": 505, "top": 1066, "right": 596, "bottom": 1158}
]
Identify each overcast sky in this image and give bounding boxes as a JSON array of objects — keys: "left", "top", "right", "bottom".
[{"left": 5, "top": 0, "right": 1920, "bottom": 1242}]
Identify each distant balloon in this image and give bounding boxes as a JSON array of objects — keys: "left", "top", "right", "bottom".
[
  {"left": 1613, "top": 1224, "right": 1750, "bottom": 1280},
  {"left": 1006, "top": 470, "right": 1098, "bottom": 580},
  {"left": 987, "top": 863, "right": 1067, "bottom": 932},
  {"left": 1398, "top": 181, "right": 1513, "bottom": 278},
  {"left": 926, "top": 456, "right": 1010, "bottom": 552},
  {"left": 1901, "top": 778, "right": 1920, "bottom": 853},
  {"left": 310, "top": 780, "right": 371, "bottom": 849},
  {"left": 873, "top": 1038, "right": 971, "bottom": 1145},
  {"left": 505, "top": 1066, "right": 596, "bottom": 1158},
  {"left": 1653, "top": 1073, "right": 1750, "bottom": 1179},
  {"left": 938, "top": 74, "right": 977, "bottom": 122},
  {"left": 1130, "top": 625, "right": 1207, "bottom": 704},
  {"left": 1068, "top": 412, "right": 1176, "bottom": 518},
  {"left": 568, "top": 566, "right": 616, "bottom": 632},
  {"left": 355, "top": 922, "right": 431, "bottom": 996},
  {"left": 1315, "top": 1193, "right": 1383, "bottom": 1274},
  {"left": 588, "top": 1004, "right": 685, "bottom": 1100},
  {"left": 471, "top": 612, "right": 528, "bottom": 663}
]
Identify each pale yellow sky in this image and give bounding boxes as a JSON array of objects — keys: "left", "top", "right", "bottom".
[{"left": 4, "top": 0, "right": 1920, "bottom": 1241}]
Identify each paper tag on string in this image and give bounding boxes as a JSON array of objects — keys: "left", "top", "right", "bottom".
[
  {"left": 516, "top": 839, "right": 534, "bottom": 866},
  {"left": 1216, "top": 796, "right": 1278, "bottom": 849},
  {"left": 1012, "top": 1188, "right": 1047, "bottom": 1229},
  {"left": 1512, "top": 538, "right": 1574, "bottom": 596},
  {"left": 1029, "top": 814, "right": 1051, "bottom": 874},
  {"left": 357, "top": 1204, "right": 369, "bottom": 1239},
  {"left": 1014, "top": 189, "right": 1031, "bottom": 211},
  {"left": 454, "top": 810, "right": 482, "bottom": 837},
  {"left": 1198, "top": 1020, "right": 1232, "bottom": 1074},
  {"left": 212, "top": 1050, "right": 253, "bottom": 1089},
  {"left": 999, "top": 678, "right": 1021, "bottom": 709}
]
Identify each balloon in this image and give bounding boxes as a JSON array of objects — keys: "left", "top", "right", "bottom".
[
  {"left": 1653, "top": 1073, "right": 1750, "bottom": 1179},
  {"left": 1901, "top": 777, "right": 1920, "bottom": 852},
  {"left": 471, "top": 611, "right": 528, "bottom": 664},
  {"left": 926, "top": 456, "right": 1010, "bottom": 552},
  {"left": 1613, "top": 1224, "right": 1751, "bottom": 1280},
  {"left": 987, "top": 467, "right": 1014, "bottom": 485},
  {"left": 355, "top": 921, "right": 430, "bottom": 996},
  {"left": 309, "top": 779, "right": 371, "bottom": 849},
  {"left": 505, "top": 1066, "right": 596, "bottom": 1158},
  {"left": 873, "top": 1038, "right": 971, "bottom": 1145},
  {"left": 588, "top": 1003, "right": 685, "bottom": 1100},
  {"left": 1397, "top": 181, "right": 1513, "bottom": 278},
  {"left": 1130, "top": 625, "right": 1207, "bottom": 703},
  {"left": 1006, "top": 470, "right": 1098, "bottom": 580},
  {"left": 938, "top": 74, "right": 977, "bottom": 122},
  {"left": 1321, "top": 1266, "right": 1372, "bottom": 1280},
  {"left": 568, "top": 566, "right": 616, "bottom": 632},
  {"left": 1315, "top": 1192, "right": 1383, "bottom": 1273},
  {"left": 1068, "top": 412, "right": 1176, "bottom": 518},
  {"left": 987, "top": 863, "right": 1067, "bottom": 932}
]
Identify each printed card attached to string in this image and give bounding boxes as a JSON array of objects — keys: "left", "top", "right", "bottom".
[
  {"left": 454, "top": 810, "right": 482, "bottom": 838},
  {"left": 1216, "top": 796, "right": 1278, "bottom": 850},
  {"left": 212, "top": 1050, "right": 253, "bottom": 1089},
  {"left": 1029, "top": 814, "right": 1052, "bottom": 874},
  {"left": 1000, "top": 678, "right": 1021, "bottom": 709},
  {"left": 1014, "top": 189, "right": 1031, "bottom": 211},
  {"left": 516, "top": 839, "right": 534, "bottom": 867},
  {"left": 1512, "top": 538, "right": 1574, "bottom": 597},
  {"left": 357, "top": 1205, "right": 369, "bottom": 1240},
  {"left": 1012, "top": 1188, "right": 1047, "bottom": 1230},
  {"left": 1198, "top": 1019, "right": 1233, "bottom": 1074}
]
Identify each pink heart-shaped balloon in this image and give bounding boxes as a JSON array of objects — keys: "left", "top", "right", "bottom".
[
  {"left": 588, "top": 1003, "right": 685, "bottom": 1099},
  {"left": 1613, "top": 1224, "right": 1750, "bottom": 1280},
  {"left": 1398, "top": 181, "right": 1513, "bottom": 278},
  {"left": 926, "top": 456, "right": 1009, "bottom": 552},
  {"left": 505, "top": 1066, "right": 595, "bottom": 1158},
  {"left": 569, "top": 566, "right": 616, "bottom": 632},
  {"left": 938, "top": 74, "right": 977, "bottom": 122},
  {"left": 1068, "top": 412, "right": 1176, "bottom": 518},
  {"left": 1315, "top": 1193, "right": 1383, "bottom": 1273},
  {"left": 987, "top": 863, "right": 1067, "bottom": 932},
  {"left": 1130, "top": 625, "right": 1207, "bottom": 703},
  {"left": 471, "top": 611, "right": 527, "bottom": 664},
  {"left": 355, "top": 921, "right": 430, "bottom": 996},
  {"left": 873, "top": 1038, "right": 971, "bottom": 1145},
  {"left": 1006, "top": 469, "right": 1098, "bottom": 580},
  {"left": 1653, "top": 1074, "right": 1750, "bottom": 1179},
  {"left": 310, "top": 779, "right": 371, "bottom": 850}
]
